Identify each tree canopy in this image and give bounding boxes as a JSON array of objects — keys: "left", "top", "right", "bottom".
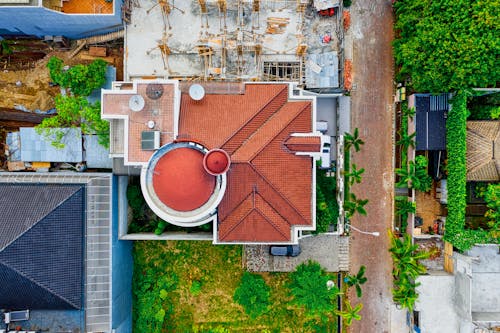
[
  {"left": 393, "top": 0, "right": 500, "bottom": 92},
  {"left": 233, "top": 272, "right": 270, "bottom": 319},
  {"left": 288, "top": 260, "right": 339, "bottom": 315}
]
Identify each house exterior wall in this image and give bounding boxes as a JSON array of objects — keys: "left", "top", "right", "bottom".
[
  {"left": 468, "top": 245, "right": 500, "bottom": 314},
  {"left": 112, "top": 176, "right": 133, "bottom": 333},
  {"left": 0, "top": 1, "right": 122, "bottom": 39},
  {"left": 415, "top": 273, "right": 461, "bottom": 333}
]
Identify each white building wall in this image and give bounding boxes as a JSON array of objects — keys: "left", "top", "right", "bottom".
[{"left": 415, "top": 273, "right": 461, "bottom": 333}]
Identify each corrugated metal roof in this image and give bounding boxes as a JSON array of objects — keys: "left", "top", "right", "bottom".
[
  {"left": 20, "top": 127, "right": 83, "bottom": 162},
  {"left": 414, "top": 94, "right": 448, "bottom": 151},
  {"left": 84, "top": 135, "right": 112, "bottom": 169},
  {"left": 306, "top": 52, "right": 339, "bottom": 89}
]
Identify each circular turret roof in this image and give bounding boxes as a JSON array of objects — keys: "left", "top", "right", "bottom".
[
  {"left": 203, "top": 149, "right": 231, "bottom": 175},
  {"left": 152, "top": 147, "right": 215, "bottom": 212}
]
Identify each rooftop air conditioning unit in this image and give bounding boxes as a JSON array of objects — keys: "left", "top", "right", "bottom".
[
  {"left": 4, "top": 310, "right": 29, "bottom": 324},
  {"left": 141, "top": 131, "right": 160, "bottom": 151}
]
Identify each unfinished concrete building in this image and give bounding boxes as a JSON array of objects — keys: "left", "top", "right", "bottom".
[{"left": 125, "top": 0, "right": 343, "bottom": 91}]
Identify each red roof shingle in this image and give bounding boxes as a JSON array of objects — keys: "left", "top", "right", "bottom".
[{"left": 179, "top": 84, "right": 318, "bottom": 243}]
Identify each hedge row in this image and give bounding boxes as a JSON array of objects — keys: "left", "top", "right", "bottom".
[{"left": 444, "top": 92, "right": 496, "bottom": 251}]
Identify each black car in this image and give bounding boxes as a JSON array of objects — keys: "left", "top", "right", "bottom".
[{"left": 269, "top": 245, "right": 301, "bottom": 257}]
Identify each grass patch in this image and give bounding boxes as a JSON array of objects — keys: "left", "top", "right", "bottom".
[{"left": 133, "top": 241, "right": 338, "bottom": 332}]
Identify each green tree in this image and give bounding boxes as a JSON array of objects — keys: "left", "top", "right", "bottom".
[
  {"left": 482, "top": 184, "right": 500, "bottom": 232},
  {"left": 335, "top": 300, "right": 362, "bottom": 326},
  {"left": 392, "top": 276, "right": 420, "bottom": 312},
  {"left": 395, "top": 157, "right": 432, "bottom": 192},
  {"left": 396, "top": 129, "right": 416, "bottom": 151},
  {"left": 344, "top": 128, "right": 365, "bottom": 152},
  {"left": 35, "top": 95, "right": 109, "bottom": 148},
  {"left": 393, "top": 0, "right": 499, "bottom": 92},
  {"left": 389, "top": 231, "right": 429, "bottom": 312},
  {"left": 345, "top": 163, "right": 365, "bottom": 186},
  {"left": 47, "top": 56, "right": 107, "bottom": 96},
  {"left": 344, "top": 192, "right": 369, "bottom": 218},
  {"left": 289, "top": 260, "right": 340, "bottom": 315},
  {"left": 233, "top": 272, "right": 271, "bottom": 319},
  {"left": 395, "top": 196, "right": 416, "bottom": 233},
  {"left": 344, "top": 265, "right": 367, "bottom": 298}
]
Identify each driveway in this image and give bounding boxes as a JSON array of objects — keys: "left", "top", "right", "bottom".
[{"left": 245, "top": 234, "right": 350, "bottom": 272}]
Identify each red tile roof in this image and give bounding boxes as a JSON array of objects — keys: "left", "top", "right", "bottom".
[
  {"left": 152, "top": 147, "right": 216, "bottom": 212},
  {"left": 179, "top": 84, "right": 319, "bottom": 243}
]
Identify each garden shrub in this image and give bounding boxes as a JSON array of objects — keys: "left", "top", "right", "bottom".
[
  {"left": 445, "top": 92, "right": 497, "bottom": 251},
  {"left": 132, "top": 244, "right": 178, "bottom": 333},
  {"left": 316, "top": 168, "right": 339, "bottom": 233},
  {"left": 233, "top": 272, "right": 270, "bottom": 319}
]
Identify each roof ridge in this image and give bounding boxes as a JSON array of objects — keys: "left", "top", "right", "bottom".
[
  {"left": 249, "top": 163, "right": 309, "bottom": 225},
  {"left": 221, "top": 85, "right": 288, "bottom": 153},
  {"left": 232, "top": 102, "right": 310, "bottom": 162},
  {"left": 0, "top": 260, "right": 79, "bottom": 309},
  {"left": 254, "top": 207, "right": 289, "bottom": 240},
  {"left": 0, "top": 185, "right": 82, "bottom": 252},
  {"left": 219, "top": 190, "right": 254, "bottom": 225},
  {"left": 219, "top": 204, "right": 254, "bottom": 240}
]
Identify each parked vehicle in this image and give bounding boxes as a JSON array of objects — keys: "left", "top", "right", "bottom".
[
  {"left": 320, "top": 135, "right": 332, "bottom": 169},
  {"left": 269, "top": 245, "right": 301, "bottom": 257}
]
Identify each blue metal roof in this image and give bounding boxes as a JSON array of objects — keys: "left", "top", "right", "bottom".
[
  {"left": 415, "top": 94, "right": 449, "bottom": 151},
  {"left": 0, "top": 184, "right": 84, "bottom": 310},
  {"left": 20, "top": 127, "right": 83, "bottom": 162}
]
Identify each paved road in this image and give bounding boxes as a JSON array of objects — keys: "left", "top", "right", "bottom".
[{"left": 347, "top": 1, "right": 396, "bottom": 332}]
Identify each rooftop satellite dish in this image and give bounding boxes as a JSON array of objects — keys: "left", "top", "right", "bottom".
[
  {"left": 129, "top": 95, "right": 145, "bottom": 112},
  {"left": 189, "top": 84, "right": 205, "bottom": 101}
]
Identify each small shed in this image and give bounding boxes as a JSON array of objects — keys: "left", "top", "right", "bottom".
[
  {"left": 410, "top": 93, "right": 450, "bottom": 151},
  {"left": 20, "top": 127, "right": 83, "bottom": 163}
]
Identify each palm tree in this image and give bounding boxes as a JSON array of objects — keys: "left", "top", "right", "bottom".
[
  {"left": 392, "top": 276, "right": 420, "bottom": 312},
  {"left": 335, "top": 300, "right": 363, "bottom": 326},
  {"left": 395, "top": 161, "right": 418, "bottom": 188},
  {"left": 397, "top": 130, "right": 416, "bottom": 150},
  {"left": 344, "top": 128, "right": 365, "bottom": 152},
  {"left": 345, "top": 163, "right": 365, "bottom": 185},
  {"left": 402, "top": 104, "right": 416, "bottom": 120},
  {"left": 344, "top": 265, "right": 367, "bottom": 298},
  {"left": 389, "top": 232, "right": 429, "bottom": 279},
  {"left": 344, "top": 193, "right": 369, "bottom": 218}
]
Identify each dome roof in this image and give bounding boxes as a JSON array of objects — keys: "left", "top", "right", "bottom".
[
  {"left": 152, "top": 147, "right": 216, "bottom": 212},
  {"left": 203, "top": 149, "right": 230, "bottom": 175}
]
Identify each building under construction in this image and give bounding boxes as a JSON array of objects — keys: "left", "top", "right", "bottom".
[{"left": 125, "top": 0, "right": 343, "bottom": 91}]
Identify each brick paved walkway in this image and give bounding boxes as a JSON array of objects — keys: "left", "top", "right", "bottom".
[{"left": 347, "top": 1, "right": 397, "bottom": 332}]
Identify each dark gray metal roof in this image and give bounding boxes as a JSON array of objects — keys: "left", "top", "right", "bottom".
[
  {"left": 415, "top": 94, "right": 449, "bottom": 151},
  {"left": 0, "top": 184, "right": 84, "bottom": 310}
]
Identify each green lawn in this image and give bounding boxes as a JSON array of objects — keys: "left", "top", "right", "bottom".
[{"left": 133, "top": 241, "right": 338, "bottom": 333}]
